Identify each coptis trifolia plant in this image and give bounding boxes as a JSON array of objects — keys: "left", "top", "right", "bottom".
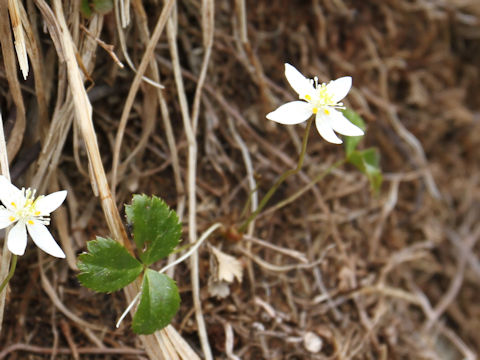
[{"left": 239, "top": 63, "right": 382, "bottom": 232}]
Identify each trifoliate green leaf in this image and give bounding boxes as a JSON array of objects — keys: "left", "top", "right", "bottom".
[
  {"left": 92, "top": 0, "right": 113, "bottom": 14},
  {"left": 80, "top": 0, "right": 113, "bottom": 17},
  {"left": 125, "top": 195, "right": 181, "bottom": 266},
  {"left": 80, "top": 0, "right": 92, "bottom": 17},
  {"left": 348, "top": 148, "right": 383, "bottom": 193},
  {"left": 132, "top": 269, "right": 180, "bottom": 334},
  {"left": 342, "top": 108, "right": 366, "bottom": 157},
  {"left": 77, "top": 237, "right": 143, "bottom": 293}
]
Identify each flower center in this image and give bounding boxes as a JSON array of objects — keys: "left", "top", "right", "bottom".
[
  {"left": 10, "top": 188, "right": 49, "bottom": 225},
  {"left": 303, "top": 79, "right": 344, "bottom": 115}
]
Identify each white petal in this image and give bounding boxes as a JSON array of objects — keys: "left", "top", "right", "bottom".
[
  {"left": 315, "top": 114, "right": 342, "bottom": 144},
  {"left": 0, "top": 176, "right": 23, "bottom": 211},
  {"left": 328, "top": 109, "right": 364, "bottom": 136},
  {"left": 27, "top": 222, "right": 65, "bottom": 258},
  {"left": 284, "top": 63, "right": 315, "bottom": 98},
  {"left": 8, "top": 221, "right": 27, "bottom": 256},
  {"left": 266, "top": 101, "right": 313, "bottom": 125},
  {"left": 35, "top": 190, "right": 67, "bottom": 215},
  {"left": 326, "top": 76, "right": 352, "bottom": 103},
  {"left": 0, "top": 208, "right": 15, "bottom": 229}
]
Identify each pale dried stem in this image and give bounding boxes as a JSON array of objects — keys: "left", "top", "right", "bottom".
[
  {"left": 119, "top": 0, "right": 130, "bottom": 28},
  {"left": 0, "top": 0, "right": 26, "bottom": 164},
  {"left": 17, "top": 1, "right": 48, "bottom": 137},
  {"left": 242, "top": 234, "right": 307, "bottom": 263},
  {"left": 166, "top": 14, "right": 212, "bottom": 360},
  {"left": 424, "top": 226, "right": 480, "bottom": 330},
  {"left": 38, "top": 254, "right": 102, "bottom": 331},
  {"left": 191, "top": 0, "right": 214, "bottom": 132},
  {"left": 50, "top": 173, "right": 77, "bottom": 270},
  {"left": 111, "top": 0, "right": 175, "bottom": 197},
  {"left": 51, "top": 0, "right": 127, "bottom": 244},
  {"left": 115, "top": 0, "right": 165, "bottom": 89},
  {"left": 0, "top": 111, "right": 12, "bottom": 332},
  {"left": 226, "top": 117, "right": 258, "bottom": 233},
  {"left": 51, "top": 2, "right": 194, "bottom": 359},
  {"left": 8, "top": 0, "right": 29, "bottom": 79},
  {"left": 362, "top": 87, "right": 441, "bottom": 199}
]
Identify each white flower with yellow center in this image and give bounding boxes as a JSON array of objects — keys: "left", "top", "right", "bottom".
[
  {"left": 0, "top": 176, "right": 66, "bottom": 258},
  {"left": 266, "top": 63, "right": 364, "bottom": 144}
]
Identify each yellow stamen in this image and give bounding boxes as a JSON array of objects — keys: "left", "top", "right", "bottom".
[
  {"left": 304, "top": 94, "right": 312, "bottom": 101},
  {"left": 9, "top": 216, "right": 15, "bottom": 222},
  {"left": 11, "top": 202, "right": 16, "bottom": 208},
  {"left": 28, "top": 220, "right": 34, "bottom": 225},
  {"left": 323, "top": 109, "right": 330, "bottom": 115},
  {"left": 35, "top": 211, "right": 40, "bottom": 216},
  {"left": 312, "top": 107, "right": 318, "bottom": 114}
]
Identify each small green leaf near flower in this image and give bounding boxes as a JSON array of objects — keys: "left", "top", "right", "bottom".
[
  {"left": 78, "top": 237, "right": 143, "bottom": 293},
  {"left": 347, "top": 148, "right": 383, "bottom": 192},
  {"left": 80, "top": 0, "right": 92, "bottom": 17},
  {"left": 341, "top": 109, "right": 382, "bottom": 192},
  {"left": 342, "top": 108, "right": 366, "bottom": 157},
  {"left": 80, "top": 0, "right": 113, "bottom": 17},
  {"left": 125, "top": 194, "right": 181, "bottom": 266},
  {"left": 132, "top": 269, "right": 180, "bottom": 334}
]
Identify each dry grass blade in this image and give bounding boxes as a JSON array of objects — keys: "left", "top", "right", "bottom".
[
  {"left": 166, "top": 13, "right": 211, "bottom": 360},
  {"left": 17, "top": 1, "right": 48, "bottom": 134},
  {"left": 51, "top": 0, "right": 129, "bottom": 253},
  {"left": 7, "top": 0, "right": 28, "bottom": 79},
  {"left": 49, "top": 2, "right": 197, "bottom": 358},
  {"left": 0, "top": 0, "right": 25, "bottom": 163},
  {"left": 111, "top": 0, "right": 175, "bottom": 197}
]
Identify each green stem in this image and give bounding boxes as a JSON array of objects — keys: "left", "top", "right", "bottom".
[
  {"left": 0, "top": 254, "right": 17, "bottom": 294},
  {"left": 239, "top": 117, "right": 314, "bottom": 233},
  {"left": 260, "top": 158, "right": 346, "bottom": 217}
]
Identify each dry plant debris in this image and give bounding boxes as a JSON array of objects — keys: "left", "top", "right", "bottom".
[{"left": 0, "top": 0, "right": 480, "bottom": 359}]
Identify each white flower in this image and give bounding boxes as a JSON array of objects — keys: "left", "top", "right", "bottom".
[
  {"left": 266, "top": 63, "right": 364, "bottom": 144},
  {"left": 0, "top": 176, "right": 66, "bottom": 258}
]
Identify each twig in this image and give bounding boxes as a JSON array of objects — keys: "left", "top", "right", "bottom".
[
  {"left": 79, "top": 24, "right": 124, "bottom": 68},
  {"left": 242, "top": 234, "right": 307, "bottom": 263}
]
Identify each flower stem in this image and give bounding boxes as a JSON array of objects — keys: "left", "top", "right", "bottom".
[
  {"left": 259, "top": 158, "right": 346, "bottom": 217},
  {"left": 0, "top": 254, "right": 17, "bottom": 294},
  {"left": 239, "top": 117, "right": 314, "bottom": 233}
]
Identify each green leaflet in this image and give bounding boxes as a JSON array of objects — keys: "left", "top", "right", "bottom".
[
  {"left": 125, "top": 194, "right": 182, "bottom": 266},
  {"left": 77, "top": 237, "right": 143, "bottom": 293},
  {"left": 342, "top": 109, "right": 383, "bottom": 192},
  {"left": 132, "top": 269, "right": 180, "bottom": 334},
  {"left": 342, "top": 108, "right": 366, "bottom": 157},
  {"left": 347, "top": 148, "right": 383, "bottom": 193},
  {"left": 80, "top": 0, "right": 113, "bottom": 17}
]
